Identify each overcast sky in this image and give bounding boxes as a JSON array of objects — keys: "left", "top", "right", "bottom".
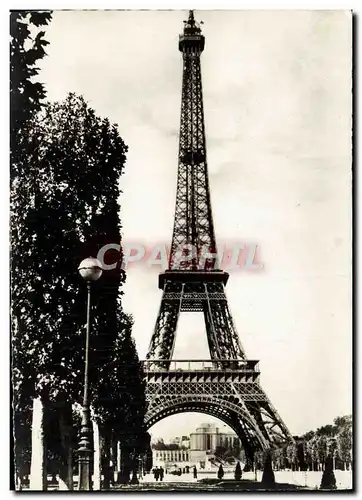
[{"left": 39, "top": 10, "right": 352, "bottom": 440}]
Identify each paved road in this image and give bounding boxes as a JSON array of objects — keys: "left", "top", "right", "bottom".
[
  {"left": 113, "top": 471, "right": 311, "bottom": 492},
  {"left": 130, "top": 470, "right": 352, "bottom": 491}
]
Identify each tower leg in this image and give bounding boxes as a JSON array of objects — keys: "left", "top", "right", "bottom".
[{"left": 146, "top": 283, "right": 183, "bottom": 362}]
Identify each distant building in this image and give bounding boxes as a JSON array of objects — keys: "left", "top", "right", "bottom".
[
  {"left": 151, "top": 436, "right": 190, "bottom": 468},
  {"left": 152, "top": 449, "right": 190, "bottom": 468},
  {"left": 151, "top": 422, "right": 241, "bottom": 470},
  {"left": 190, "top": 422, "right": 240, "bottom": 451}
]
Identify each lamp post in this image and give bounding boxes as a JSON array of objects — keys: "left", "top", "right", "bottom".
[{"left": 77, "top": 257, "right": 103, "bottom": 491}]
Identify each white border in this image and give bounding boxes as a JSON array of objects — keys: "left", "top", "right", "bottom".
[
  {"left": 2, "top": 0, "right": 360, "bottom": 10},
  {"left": 2, "top": 1, "right": 358, "bottom": 497}
]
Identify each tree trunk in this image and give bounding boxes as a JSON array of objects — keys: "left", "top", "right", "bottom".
[
  {"left": 58, "top": 403, "right": 73, "bottom": 490},
  {"left": 118, "top": 447, "right": 131, "bottom": 484},
  {"left": 29, "top": 397, "right": 47, "bottom": 491},
  {"left": 130, "top": 466, "right": 139, "bottom": 484},
  {"left": 15, "top": 473, "right": 22, "bottom": 491},
  {"left": 100, "top": 429, "right": 113, "bottom": 490},
  {"left": 92, "top": 419, "right": 101, "bottom": 490},
  {"left": 110, "top": 433, "right": 117, "bottom": 484},
  {"left": 243, "top": 456, "right": 253, "bottom": 472},
  {"left": 115, "top": 440, "right": 121, "bottom": 483}
]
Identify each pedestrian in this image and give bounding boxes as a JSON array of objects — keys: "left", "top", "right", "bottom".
[
  {"left": 159, "top": 466, "right": 164, "bottom": 482},
  {"left": 153, "top": 467, "right": 159, "bottom": 481},
  {"left": 193, "top": 466, "right": 197, "bottom": 479}
]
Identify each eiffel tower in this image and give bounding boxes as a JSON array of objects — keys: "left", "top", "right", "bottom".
[{"left": 143, "top": 10, "right": 293, "bottom": 462}]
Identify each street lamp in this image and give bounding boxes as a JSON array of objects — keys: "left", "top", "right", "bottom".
[{"left": 77, "top": 257, "right": 103, "bottom": 491}]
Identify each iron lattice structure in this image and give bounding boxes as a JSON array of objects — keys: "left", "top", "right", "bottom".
[{"left": 143, "top": 11, "right": 293, "bottom": 459}]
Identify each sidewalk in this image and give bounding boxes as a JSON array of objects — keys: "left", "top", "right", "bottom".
[{"left": 140, "top": 472, "right": 199, "bottom": 484}]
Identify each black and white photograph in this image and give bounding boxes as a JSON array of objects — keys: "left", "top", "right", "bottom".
[{"left": 10, "top": 7, "right": 353, "bottom": 492}]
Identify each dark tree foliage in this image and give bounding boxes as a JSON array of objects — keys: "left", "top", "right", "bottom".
[
  {"left": 10, "top": 10, "right": 52, "bottom": 181},
  {"left": 13, "top": 399, "right": 32, "bottom": 479},
  {"left": 234, "top": 461, "right": 242, "bottom": 481},
  {"left": 258, "top": 415, "right": 352, "bottom": 473},
  {"left": 316, "top": 425, "right": 335, "bottom": 437},
  {"left": 214, "top": 445, "right": 227, "bottom": 459},
  {"left": 232, "top": 439, "right": 242, "bottom": 459},
  {"left": 10, "top": 9, "right": 52, "bottom": 480},
  {"left": 152, "top": 441, "right": 181, "bottom": 451},
  {"left": 11, "top": 93, "right": 146, "bottom": 474}
]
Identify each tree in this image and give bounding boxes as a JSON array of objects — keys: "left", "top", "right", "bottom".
[
  {"left": 232, "top": 440, "right": 242, "bottom": 459},
  {"left": 320, "top": 456, "right": 336, "bottom": 490},
  {"left": 308, "top": 436, "right": 319, "bottom": 471},
  {"left": 10, "top": 10, "right": 52, "bottom": 179},
  {"left": 152, "top": 439, "right": 165, "bottom": 450},
  {"left": 11, "top": 93, "right": 146, "bottom": 485},
  {"left": 295, "top": 438, "right": 306, "bottom": 471},
  {"left": 286, "top": 442, "right": 297, "bottom": 470},
  {"left": 261, "top": 451, "right": 275, "bottom": 488},
  {"left": 317, "top": 435, "right": 328, "bottom": 469},
  {"left": 13, "top": 399, "right": 32, "bottom": 485},
  {"left": 334, "top": 415, "right": 351, "bottom": 429},
  {"left": 10, "top": 10, "right": 52, "bottom": 487},
  {"left": 270, "top": 415, "right": 352, "bottom": 474},
  {"left": 217, "top": 464, "right": 224, "bottom": 480},
  {"left": 214, "top": 445, "right": 228, "bottom": 461},
  {"left": 273, "top": 446, "right": 287, "bottom": 471},
  {"left": 316, "top": 425, "right": 335, "bottom": 437},
  {"left": 335, "top": 416, "right": 352, "bottom": 470},
  {"left": 253, "top": 450, "right": 264, "bottom": 471},
  {"left": 144, "top": 442, "right": 153, "bottom": 473},
  {"left": 234, "top": 461, "right": 242, "bottom": 481},
  {"left": 303, "top": 430, "right": 315, "bottom": 442},
  {"left": 152, "top": 440, "right": 182, "bottom": 451}
]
